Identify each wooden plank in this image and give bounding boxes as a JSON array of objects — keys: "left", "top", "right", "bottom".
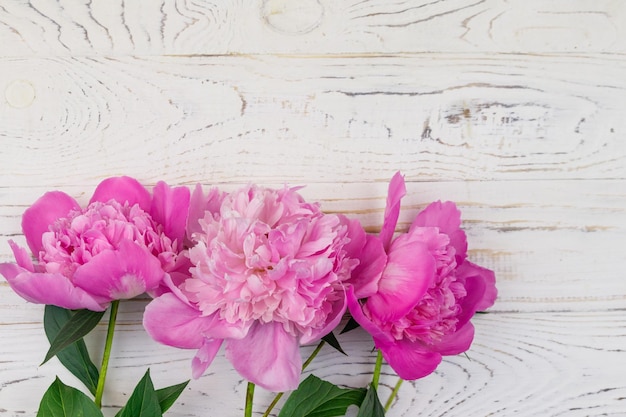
[
  {"left": 1, "top": 54, "right": 625, "bottom": 186},
  {"left": 1, "top": 179, "right": 624, "bottom": 313},
  {"left": 0, "top": 309, "right": 622, "bottom": 416},
  {"left": 0, "top": 1, "right": 624, "bottom": 56},
  {"left": 0, "top": 3, "right": 623, "bottom": 417}
]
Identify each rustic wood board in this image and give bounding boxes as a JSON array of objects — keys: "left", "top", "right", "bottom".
[{"left": 0, "top": 1, "right": 624, "bottom": 416}]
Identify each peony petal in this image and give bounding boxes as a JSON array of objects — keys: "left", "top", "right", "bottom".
[
  {"left": 191, "top": 338, "right": 223, "bottom": 379},
  {"left": 456, "top": 261, "right": 497, "bottom": 321},
  {"left": 300, "top": 290, "right": 347, "bottom": 345},
  {"left": 433, "top": 321, "right": 475, "bottom": 356},
  {"left": 150, "top": 181, "right": 190, "bottom": 243},
  {"left": 471, "top": 263, "right": 497, "bottom": 312},
  {"left": 72, "top": 240, "right": 164, "bottom": 302},
  {"left": 411, "top": 201, "right": 468, "bottom": 262},
  {"left": 379, "top": 171, "right": 406, "bottom": 250},
  {"left": 226, "top": 321, "right": 302, "bottom": 392},
  {"left": 0, "top": 266, "right": 105, "bottom": 311},
  {"left": 346, "top": 287, "right": 393, "bottom": 343},
  {"left": 186, "top": 184, "right": 205, "bottom": 240},
  {"left": 8, "top": 240, "right": 35, "bottom": 272},
  {"left": 22, "top": 191, "right": 80, "bottom": 254},
  {"left": 378, "top": 338, "right": 442, "bottom": 380},
  {"left": 337, "top": 215, "right": 366, "bottom": 259},
  {"left": 146, "top": 277, "right": 249, "bottom": 342},
  {"left": 186, "top": 185, "right": 224, "bottom": 241},
  {"left": 349, "top": 234, "right": 386, "bottom": 299},
  {"left": 0, "top": 262, "right": 26, "bottom": 282},
  {"left": 366, "top": 235, "right": 436, "bottom": 322},
  {"left": 89, "top": 176, "right": 151, "bottom": 212},
  {"left": 143, "top": 292, "right": 213, "bottom": 349},
  {"left": 149, "top": 266, "right": 189, "bottom": 298}
]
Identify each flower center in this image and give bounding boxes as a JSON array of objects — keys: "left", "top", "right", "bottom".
[
  {"left": 40, "top": 200, "right": 176, "bottom": 277},
  {"left": 368, "top": 242, "right": 467, "bottom": 346},
  {"left": 184, "top": 186, "right": 357, "bottom": 337}
]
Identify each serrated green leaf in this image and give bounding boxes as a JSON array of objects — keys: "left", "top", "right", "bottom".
[
  {"left": 36, "top": 377, "right": 104, "bottom": 417},
  {"left": 42, "top": 308, "right": 105, "bottom": 366},
  {"left": 44, "top": 305, "right": 100, "bottom": 395},
  {"left": 278, "top": 375, "right": 366, "bottom": 417},
  {"left": 340, "top": 317, "right": 360, "bottom": 334},
  {"left": 156, "top": 380, "right": 189, "bottom": 413},
  {"left": 355, "top": 385, "right": 385, "bottom": 417},
  {"left": 115, "top": 369, "right": 162, "bottom": 417},
  {"left": 321, "top": 332, "right": 346, "bottom": 355}
]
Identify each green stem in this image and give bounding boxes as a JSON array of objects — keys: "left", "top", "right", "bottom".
[
  {"left": 302, "top": 340, "right": 325, "bottom": 370},
  {"left": 384, "top": 378, "right": 404, "bottom": 411},
  {"left": 245, "top": 382, "right": 255, "bottom": 417},
  {"left": 94, "top": 300, "right": 119, "bottom": 408},
  {"left": 262, "top": 340, "right": 326, "bottom": 417},
  {"left": 371, "top": 350, "right": 384, "bottom": 390},
  {"left": 262, "top": 392, "right": 283, "bottom": 417}
]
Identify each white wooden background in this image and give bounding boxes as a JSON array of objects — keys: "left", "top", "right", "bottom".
[{"left": 1, "top": 1, "right": 625, "bottom": 416}]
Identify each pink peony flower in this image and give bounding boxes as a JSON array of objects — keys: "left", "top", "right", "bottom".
[
  {"left": 0, "top": 177, "right": 190, "bottom": 311},
  {"left": 347, "top": 172, "right": 497, "bottom": 380},
  {"left": 143, "top": 183, "right": 373, "bottom": 391}
]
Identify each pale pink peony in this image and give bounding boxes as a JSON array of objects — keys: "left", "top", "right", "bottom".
[
  {"left": 143, "top": 183, "right": 374, "bottom": 391},
  {"left": 0, "top": 177, "right": 190, "bottom": 311},
  {"left": 347, "top": 172, "right": 497, "bottom": 380}
]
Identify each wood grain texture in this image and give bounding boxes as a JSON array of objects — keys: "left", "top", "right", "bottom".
[
  {"left": 0, "top": 0, "right": 624, "bottom": 56},
  {"left": 1, "top": 54, "right": 625, "bottom": 186},
  {"left": 1, "top": 299, "right": 623, "bottom": 416},
  {"left": 1, "top": 1, "right": 624, "bottom": 416}
]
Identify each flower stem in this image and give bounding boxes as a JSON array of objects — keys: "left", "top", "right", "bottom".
[
  {"left": 302, "top": 340, "right": 325, "bottom": 370},
  {"left": 262, "top": 340, "right": 326, "bottom": 417},
  {"left": 262, "top": 392, "right": 283, "bottom": 417},
  {"left": 95, "top": 300, "right": 119, "bottom": 408},
  {"left": 371, "top": 350, "right": 384, "bottom": 390},
  {"left": 384, "top": 378, "right": 403, "bottom": 411},
  {"left": 245, "top": 382, "right": 255, "bottom": 417}
]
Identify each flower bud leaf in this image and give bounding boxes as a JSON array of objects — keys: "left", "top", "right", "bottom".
[
  {"left": 321, "top": 332, "right": 346, "bottom": 356},
  {"left": 156, "top": 380, "right": 189, "bottom": 413},
  {"left": 43, "top": 305, "right": 100, "bottom": 395},
  {"left": 340, "top": 317, "right": 360, "bottom": 334},
  {"left": 278, "top": 374, "right": 366, "bottom": 417},
  {"left": 355, "top": 384, "right": 385, "bottom": 417},
  {"left": 36, "top": 377, "right": 104, "bottom": 417},
  {"left": 42, "top": 308, "right": 105, "bottom": 366},
  {"left": 115, "top": 369, "right": 162, "bottom": 417}
]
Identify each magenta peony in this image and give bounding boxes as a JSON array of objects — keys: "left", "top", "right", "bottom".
[
  {"left": 347, "top": 172, "right": 497, "bottom": 380},
  {"left": 143, "top": 183, "right": 374, "bottom": 391},
  {"left": 0, "top": 177, "right": 190, "bottom": 311}
]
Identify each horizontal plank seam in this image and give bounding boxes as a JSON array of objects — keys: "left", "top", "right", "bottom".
[{"left": 1, "top": 52, "right": 626, "bottom": 59}]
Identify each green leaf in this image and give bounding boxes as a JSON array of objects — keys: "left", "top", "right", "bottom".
[
  {"left": 321, "top": 332, "right": 346, "bottom": 355},
  {"left": 340, "top": 317, "right": 360, "bottom": 334},
  {"left": 355, "top": 385, "right": 385, "bottom": 417},
  {"left": 156, "top": 380, "right": 189, "bottom": 413},
  {"left": 36, "top": 377, "right": 104, "bottom": 417},
  {"left": 42, "top": 308, "right": 105, "bottom": 366},
  {"left": 116, "top": 369, "right": 162, "bottom": 417},
  {"left": 43, "top": 305, "right": 100, "bottom": 395},
  {"left": 278, "top": 374, "right": 366, "bottom": 417}
]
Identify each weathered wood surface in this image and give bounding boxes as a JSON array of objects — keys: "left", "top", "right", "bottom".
[
  {"left": 1, "top": 54, "right": 625, "bottom": 185},
  {"left": 1, "top": 0, "right": 624, "bottom": 55},
  {"left": 1, "top": 297, "right": 624, "bottom": 416},
  {"left": 1, "top": 1, "right": 625, "bottom": 416}
]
